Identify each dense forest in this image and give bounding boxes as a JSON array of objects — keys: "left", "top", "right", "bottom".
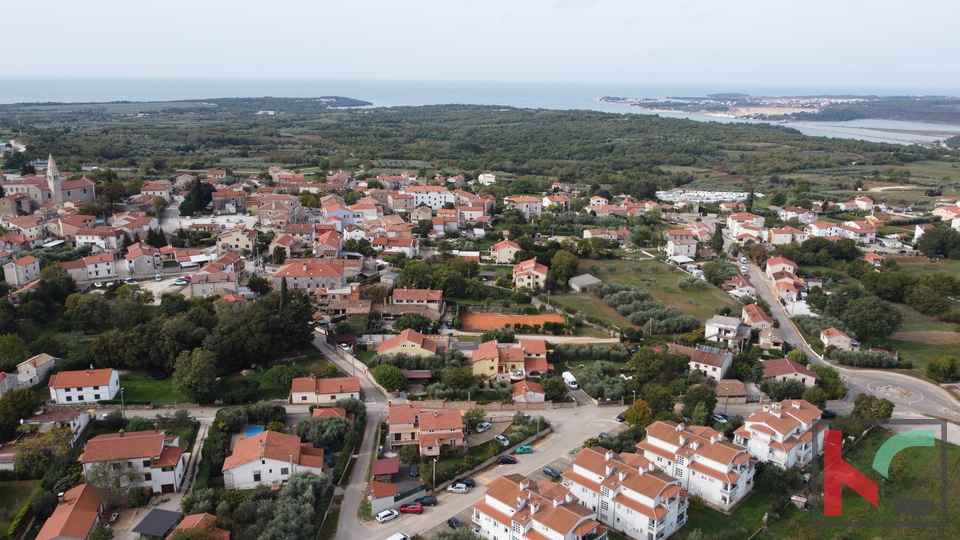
[{"left": 1, "top": 100, "right": 956, "bottom": 200}]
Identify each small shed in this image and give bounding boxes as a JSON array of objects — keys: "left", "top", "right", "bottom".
[
  {"left": 370, "top": 481, "right": 398, "bottom": 514},
  {"left": 132, "top": 509, "right": 183, "bottom": 538},
  {"left": 568, "top": 273, "right": 602, "bottom": 293},
  {"left": 372, "top": 457, "right": 400, "bottom": 483},
  {"left": 715, "top": 379, "right": 747, "bottom": 405}
]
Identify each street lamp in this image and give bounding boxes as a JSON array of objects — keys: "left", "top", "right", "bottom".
[
  {"left": 120, "top": 387, "right": 125, "bottom": 419},
  {"left": 433, "top": 458, "right": 437, "bottom": 494},
  {"left": 633, "top": 390, "right": 637, "bottom": 405}
]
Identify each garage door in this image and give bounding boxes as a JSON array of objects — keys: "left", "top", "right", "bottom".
[{"left": 161, "top": 484, "right": 175, "bottom": 494}]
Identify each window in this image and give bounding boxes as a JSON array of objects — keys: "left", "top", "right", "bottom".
[
  {"left": 144, "top": 473, "right": 152, "bottom": 481},
  {"left": 143, "top": 460, "right": 151, "bottom": 467},
  {"left": 78, "top": 396, "right": 84, "bottom": 401},
  {"left": 66, "top": 396, "right": 72, "bottom": 402},
  {"left": 94, "top": 394, "right": 101, "bottom": 400},
  {"left": 281, "top": 467, "right": 289, "bottom": 475},
  {"left": 253, "top": 470, "right": 261, "bottom": 482},
  {"left": 301, "top": 396, "right": 307, "bottom": 401},
  {"left": 676, "top": 456, "right": 685, "bottom": 466}
]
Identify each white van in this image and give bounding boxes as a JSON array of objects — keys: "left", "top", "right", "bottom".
[{"left": 385, "top": 534, "right": 410, "bottom": 540}]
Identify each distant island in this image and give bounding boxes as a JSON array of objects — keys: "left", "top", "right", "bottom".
[{"left": 597, "top": 94, "right": 960, "bottom": 126}]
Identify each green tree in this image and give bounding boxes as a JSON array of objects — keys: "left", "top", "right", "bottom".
[
  {"left": 153, "top": 197, "right": 169, "bottom": 218},
  {"left": 842, "top": 296, "right": 902, "bottom": 345},
  {"left": 802, "top": 387, "right": 828, "bottom": 410},
  {"left": 463, "top": 409, "right": 487, "bottom": 431},
  {"left": 709, "top": 223, "right": 725, "bottom": 254},
  {"left": 393, "top": 313, "right": 433, "bottom": 333},
  {"left": 441, "top": 367, "right": 477, "bottom": 390},
  {"left": 917, "top": 226, "right": 960, "bottom": 259},
  {"left": 265, "top": 364, "right": 297, "bottom": 390},
  {"left": 247, "top": 276, "right": 271, "bottom": 296},
  {"left": 760, "top": 379, "right": 806, "bottom": 401},
  {"left": 397, "top": 260, "right": 434, "bottom": 289},
  {"left": 541, "top": 377, "right": 569, "bottom": 401},
  {"left": 272, "top": 246, "right": 287, "bottom": 265},
  {"left": 642, "top": 384, "right": 674, "bottom": 416},
  {"left": 13, "top": 425, "right": 74, "bottom": 478},
  {"left": 398, "top": 444, "right": 420, "bottom": 465},
  {"left": 550, "top": 250, "right": 580, "bottom": 283},
  {"left": 681, "top": 384, "right": 717, "bottom": 418},
  {"left": 86, "top": 459, "right": 145, "bottom": 505},
  {"left": 850, "top": 394, "right": 894, "bottom": 420},
  {"left": 623, "top": 399, "right": 653, "bottom": 428},
  {"left": 0, "top": 333, "right": 30, "bottom": 372},
  {"left": 0, "top": 388, "right": 43, "bottom": 440},
  {"left": 88, "top": 522, "right": 115, "bottom": 540},
  {"left": 786, "top": 349, "right": 807, "bottom": 365},
  {"left": 371, "top": 364, "right": 407, "bottom": 392},
  {"left": 366, "top": 285, "right": 388, "bottom": 306},
  {"left": 690, "top": 402, "right": 709, "bottom": 426},
  {"left": 172, "top": 348, "right": 219, "bottom": 402}
]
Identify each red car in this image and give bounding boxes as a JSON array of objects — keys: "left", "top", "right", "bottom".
[{"left": 399, "top": 503, "right": 423, "bottom": 514}]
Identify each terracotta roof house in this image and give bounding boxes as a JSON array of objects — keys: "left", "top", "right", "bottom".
[
  {"left": 36, "top": 483, "right": 104, "bottom": 540},
  {"left": 376, "top": 328, "right": 438, "bottom": 357},
  {"left": 512, "top": 257, "right": 547, "bottom": 290},
  {"left": 715, "top": 379, "right": 748, "bottom": 405},
  {"left": 761, "top": 358, "right": 821, "bottom": 388},
  {"left": 290, "top": 375, "right": 361, "bottom": 404},
  {"left": 733, "top": 399, "right": 825, "bottom": 469},
  {"left": 471, "top": 339, "right": 550, "bottom": 380},
  {"left": 174, "top": 514, "right": 230, "bottom": 540},
  {"left": 820, "top": 327, "right": 859, "bottom": 351},
  {"left": 80, "top": 430, "right": 184, "bottom": 494},
  {"left": 511, "top": 380, "right": 545, "bottom": 403},
  {"left": 741, "top": 304, "right": 775, "bottom": 330},
  {"left": 48, "top": 369, "right": 119, "bottom": 404},
  {"left": 222, "top": 431, "right": 324, "bottom": 490}
]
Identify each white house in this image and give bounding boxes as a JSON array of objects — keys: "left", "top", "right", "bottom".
[
  {"left": 688, "top": 345, "right": 734, "bottom": 382},
  {"left": 504, "top": 196, "right": 543, "bottom": 220},
  {"left": 403, "top": 186, "right": 455, "bottom": 210},
  {"left": 290, "top": 375, "right": 361, "bottom": 404},
  {"left": 765, "top": 257, "right": 798, "bottom": 280},
  {"left": 666, "top": 239, "right": 697, "bottom": 258},
  {"left": 83, "top": 253, "right": 118, "bottom": 281},
  {"left": 511, "top": 380, "right": 545, "bottom": 403},
  {"left": 23, "top": 407, "right": 93, "bottom": 445},
  {"left": 805, "top": 221, "right": 841, "bottom": 239},
  {"left": 3, "top": 255, "right": 40, "bottom": 287},
  {"left": 820, "top": 328, "right": 859, "bottom": 351},
  {"left": 477, "top": 173, "right": 497, "bottom": 186},
  {"left": 760, "top": 358, "right": 821, "bottom": 388},
  {"left": 17, "top": 353, "right": 57, "bottom": 386},
  {"left": 79, "top": 430, "right": 185, "bottom": 494},
  {"left": 48, "top": 369, "right": 120, "bottom": 404},
  {"left": 561, "top": 446, "right": 688, "bottom": 540},
  {"left": 704, "top": 316, "right": 749, "bottom": 351},
  {"left": 733, "top": 399, "right": 825, "bottom": 469},
  {"left": 222, "top": 431, "right": 325, "bottom": 490},
  {"left": 637, "top": 421, "right": 756, "bottom": 512},
  {"left": 472, "top": 473, "right": 606, "bottom": 540},
  {"left": 490, "top": 240, "right": 521, "bottom": 264}
]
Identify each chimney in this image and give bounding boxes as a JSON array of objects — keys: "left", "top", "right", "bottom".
[
  {"left": 530, "top": 501, "right": 540, "bottom": 514},
  {"left": 57, "top": 492, "right": 66, "bottom": 503},
  {"left": 293, "top": 425, "right": 298, "bottom": 437},
  {"left": 792, "top": 401, "right": 801, "bottom": 409},
  {"left": 154, "top": 422, "right": 159, "bottom": 433},
  {"left": 119, "top": 429, "right": 124, "bottom": 438},
  {"left": 259, "top": 438, "right": 265, "bottom": 447},
  {"left": 679, "top": 436, "right": 686, "bottom": 446},
  {"left": 690, "top": 442, "right": 699, "bottom": 451},
  {"left": 617, "top": 470, "right": 627, "bottom": 482},
  {"left": 434, "top": 411, "right": 438, "bottom": 418},
  {"left": 605, "top": 450, "right": 614, "bottom": 461},
  {"left": 565, "top": 492, "right": 573, "bottom": 504},
  {"left": 676, "top": 423, "right": 684, "bottom": 432},
  {"left": 605, "top": 465, "right": 614, "bottom": 477},
  {"left": 553, "top": 496, "right": 562, "bottom": 508},
  {"left": 519, "top": 479, "right": 529, "bottom": 490}
]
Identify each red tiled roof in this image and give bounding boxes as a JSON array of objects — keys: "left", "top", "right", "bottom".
[
  {"left": 377, "top": 329, "right": 437, "bottom": 355},
  {"left": 49, "top": 368, "right": 114, "bottom": 389}
]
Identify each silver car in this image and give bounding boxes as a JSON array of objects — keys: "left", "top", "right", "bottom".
[
  {"left": 495, "top": 435, "right": 510, "bottom": 446},
  {"left": 376, "top": 509, "right": 399, "bottom": 523}
]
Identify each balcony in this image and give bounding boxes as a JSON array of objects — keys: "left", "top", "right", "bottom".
[{"left": 508, "top": 369, "right": 526, "bottom": 381}]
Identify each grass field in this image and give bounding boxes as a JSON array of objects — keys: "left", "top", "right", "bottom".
[
  {"left": 897, "top": 258, "right": 960, "bottom": 276},
  {"left": 120, "top": 372, "right": 191, "bottom": 404},
  {"left": 552, "top": 259, "right": 740, "bottom": 328},
  {"left": 0, "top": 480, "right": 39, "bottom": 534}
]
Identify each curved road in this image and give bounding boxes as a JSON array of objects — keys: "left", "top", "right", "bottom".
[{"left": 744, "top": 257, "right": 960, "bottom": 436}]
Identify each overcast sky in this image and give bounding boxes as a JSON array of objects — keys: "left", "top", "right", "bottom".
[{"left": 8, "top": 0, "right": 960, "bottom": 91}]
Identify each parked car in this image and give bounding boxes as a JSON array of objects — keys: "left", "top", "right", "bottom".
[
  {"left": 494, "top": 435, "right": 510, "bottom": 446},
  {"left": 376, "top": 510, "right": 399, "bottom": 523},
  {"left": 821, "top": 410, "right": 838, "bottom": 419},
  {"left": 155, "top": 274, "right": 163, "bottom": 282},
  {"left": 453, "top": 478, "right": 476, "bottom": 488},
  {"left": 740, "top": 266, "right": 749, "bottom": 274},
  {"left": 447, "top": 518, "right": 464, "bottom": 529},
  {"left": 514, "top": 445, "right": 533, "bottom": 454},
  {"left": 399, "top": 503, "right": 423, "bottom": 514},
  {"left": 414, "top": 496, "right": 437, "bottom": 507},
  {"left": 519, "top": 413, "right": 532, "bottom": 421},
  {"left": 598, "top": 432, "right": 611, "bottom": 439},
  {"left": 182, "top": 275, "right": 192, "bottom": 281},
  {"left": 615, "top": 413, "right": 625, "bottom": 422},
  {"left": 409, "top": 462, "right": 419, "bottom": 477},
  {"left": 543, "top": 466, "right": 562, "bottom": 478},
  {"left": 124, "top": 278, "right": 137, "bottom": 285},
  {"left": 339, "top": 343, "right": 351, "bottom": 351},
  {"left": 498, "top": 456, "right": 518, "bottom": 465},
  {"left": 476, "top": 422, "right": 492, "bottom": 433},
  {"left": 94, "top": 282, "right": 103, "bottom": 288},
  {"left": 712, "top": 413, "right": 732, "bottom": 424},
  {"left": 447, "top": 483, "right": 469, "bottom": 494}
]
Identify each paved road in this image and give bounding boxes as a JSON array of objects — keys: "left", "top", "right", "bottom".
[{"left": 744, "top": 257, "right": 960, "bottom": 441}]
